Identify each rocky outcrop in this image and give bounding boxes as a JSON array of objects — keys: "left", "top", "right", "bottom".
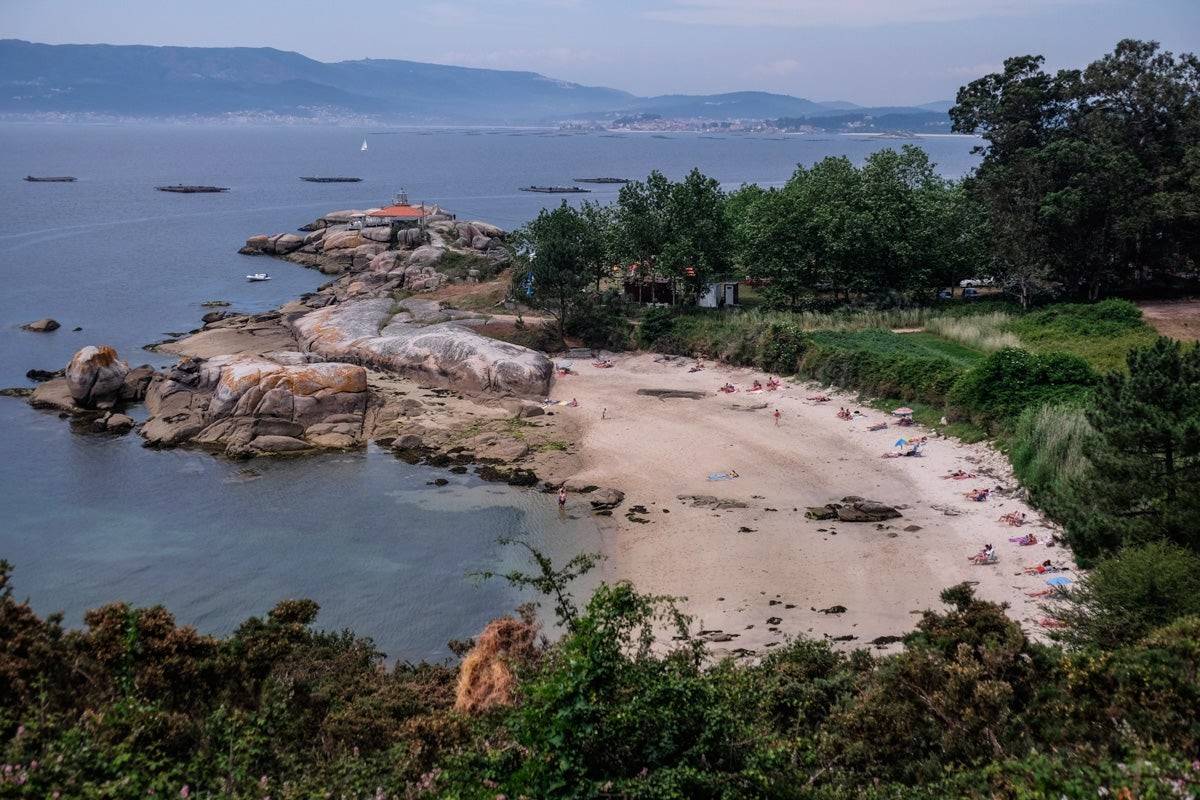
[
  {"left": 805, "top": 497, "right": 902, "bottom": 523},
  {"left": 240, "top": 207, "right": 505, "bottom": 294},
  {"left": 289, "top": 297, "right": 552, "bottom": 397},
  {"left": 22, "top": 318, "right": 60, "bottom": 332},
  {"left": 142, "top": 355, "right": 369, "bottom": 456},
  {"left": 66, "top": 345, "right": 130, "bottom": 408}
]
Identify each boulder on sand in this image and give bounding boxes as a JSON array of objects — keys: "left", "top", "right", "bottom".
[
  {"left": 806, "top": 498, "right": 902, "bottom": 522},
  {"left": 66, "top": 345, "right": 130, "bottom": 408}
]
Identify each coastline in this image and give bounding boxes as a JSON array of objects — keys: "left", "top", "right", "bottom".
[
  {"left": 544, "top": 353, "right": 1066, "bottom": 655},
  {"left": 15, "top": 204, "right": 1068, "bottom": 657}
]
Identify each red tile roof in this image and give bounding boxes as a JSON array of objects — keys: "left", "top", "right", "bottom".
[{"left": 367, "top": 204, "right": 428, "bottom": 218}]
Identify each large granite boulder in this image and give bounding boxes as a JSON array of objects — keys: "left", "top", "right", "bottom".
[
  {"left": 322, "top": 230, "right": 368, "bottom": 252},
  {"left": 288, "top": 297, "right": 553, "bottom": 397},
  {"left": 66, "top": 345, "right": 130, "bottom": 408},
  {"left": 397, "top": 227, "right": 426, "bottom": 247},
  {"left": 352, "top": 243, "right": 387, "bottom": 271},
  {"left": 142, "top": 355, "right": 369, "bottom": 454},
  {"left": 406, "top": 245, "right": 444, "bottom": 268},
  {"left": 369, "top": 250, "right": 406, "bottom": 274},
  {"left": 360, "top": 225, "right": 393, "bottom": 244},
  {"left": 270, "top": 233, "right": 304, "bottom": 254}
]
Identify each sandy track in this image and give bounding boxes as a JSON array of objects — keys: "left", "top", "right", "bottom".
[
  {"left": 550, "top": 353, "right": 1070, "bottom": 655},
  {"left": 1138, "top": 299, "right": 1200, "bottom": 341}
]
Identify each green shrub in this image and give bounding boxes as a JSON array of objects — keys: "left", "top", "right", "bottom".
[
  {"left": 1050, "top": 543, "right": 1200, "bottom": 649},
  {"left": 636, "top": 306, "right": 679, "bottom": 348},
  {"left": 1008, "top": 402, "right": 1093, "bottom": 518},
  {"left": 947, "top": 348, "right": 1099, "bottom": 430},
  {"left": 566, "top": 290, "right": 633, "bottom": 350},
  {"left": 754, "top": 320, "right": 809, "bottom": 373},
  {"left": 1007, "top": 299, "right": 1158, "bottom": 372}
]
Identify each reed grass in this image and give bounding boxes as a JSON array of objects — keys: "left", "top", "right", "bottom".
[{"left": 924, "top": 312, "right": 1021, "bottom": 352}]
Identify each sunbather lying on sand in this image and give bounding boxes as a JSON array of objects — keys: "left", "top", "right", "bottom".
[
  {"left": 1010, "top": 532, "right": 1038, "bottom": 546},
  {"left": 944, "top": 470, "right": 977, "bottom": 480},
  {"left": 807, "top": 394, "right": 830, "bottom": 402},
  {"left": 868, "top": 422, "right": 888, "bottom": 431},
  {"left": 1023, "top": 560, "right": 1067, "bottom": 575},
  {"left": 688, "top": 361, "right": 705, "bottom": 373},
  {"left": 836, "top": 407, "right": 853, "bottom": 421},
  {"left": 766, "top": 377, "right": 781, "bottom": 390},
  {"left": 1038, "top": 617, "right": 1067, "bottom": 629},
  {"left": 592, "top": 359, "right": 614, "bottom": 369},
  {"left": 896, "top": 416, "right": 914, "bottom": 426},
  {"left": 999, "top": 511, "right": 1027, "bottom": 526},
  {"left": 1026, "top": 587, "right": 1068, "bottom": 598},
  {"left": 968, "top": 544, "right": 997, "bottom": 565},
  {"left": 965, "top": 487, "right": 990, "bottom": 502},
  {"left": 749, "top": 380, "right": 764, "bottom": 392},
  {"left": 718, "top": 383, "right": 737, "bottom": 394},
  {"left": 707, "top": 469, "right": 739, "bottom": 481}
]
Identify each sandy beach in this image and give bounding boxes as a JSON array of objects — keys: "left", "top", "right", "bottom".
[{"left": 549, "top": 352, "right": 1069, "bottom": 655}]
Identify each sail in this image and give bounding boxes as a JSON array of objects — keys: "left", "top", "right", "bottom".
[{"left": 361, "top": 139, "right": 368, "bottom": 151}]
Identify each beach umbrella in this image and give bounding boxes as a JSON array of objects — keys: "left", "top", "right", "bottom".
[
  {"left": 1046, "top": 576, "right": 1072, "bottom": 587},
  {"left": 892, "top": 407, "right": 914, "bottom": 416},
  {"left": 894, "top": 438, "right": 907, "bottom": 447}
]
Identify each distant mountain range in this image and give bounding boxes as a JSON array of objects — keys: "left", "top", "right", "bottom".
[{"left": 0, "top": 40, "right": 952, "bottom": 129}]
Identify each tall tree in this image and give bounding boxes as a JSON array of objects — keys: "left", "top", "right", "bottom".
[
  {"left": 1067, "top": 337, "right": 1200, "bottom": 557},
  {"left": 511, "top": 202, "right": 593, "bottom": 343},
  {"left": 952, "top": 41, "right": 1200, "bottom": 301}
]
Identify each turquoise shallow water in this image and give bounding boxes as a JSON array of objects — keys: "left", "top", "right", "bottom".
[{"left": 0, "top": 123, "right": 979, "bottom": 659}]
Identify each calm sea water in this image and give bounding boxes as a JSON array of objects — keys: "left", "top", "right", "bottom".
[{"left": 0, "top": 123, "right": 980, "bottom": 659}]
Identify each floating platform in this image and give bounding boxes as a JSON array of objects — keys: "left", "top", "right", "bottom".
[
  {"left": 300, "top": 177, "right": 363, "bottom": 183},
  {"left": 156, "top": 185, "right": 230, "bottom": 193},
  {"left": 24, "top": 175, "right": 76, "bottom": 182},
  {"left": 519, "top": 185, "right": 591, "bottom": 193},
  {"left": 573, "top": 177, "right": 631, "bottom": 184}
]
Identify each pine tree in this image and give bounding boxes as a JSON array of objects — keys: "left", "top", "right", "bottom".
[{"left": 1067, "top": 337, "right": 1200, "bottom": 557}]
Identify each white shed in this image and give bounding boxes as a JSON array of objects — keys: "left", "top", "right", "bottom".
[{"left": 697, "top": 281, "right": 739, "bottom": 309}]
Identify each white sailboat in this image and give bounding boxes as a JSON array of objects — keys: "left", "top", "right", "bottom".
[{"left": 360, "top": 139, "right": 368, "bottom": 152}]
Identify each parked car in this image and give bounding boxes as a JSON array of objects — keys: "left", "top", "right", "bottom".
[
  {"left": 959, "top": 276, "right": 995, "bottom": 288},
  {"left": 937, "top": 288, "right": 953, "bottom": 300},
  {"left": 963, "top": 287, "right": 981, "bottom": 300}
]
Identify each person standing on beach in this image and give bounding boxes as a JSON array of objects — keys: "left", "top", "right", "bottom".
[
  {"left": 557, "top": 486, "right": 567, "bottom": 510},
  {"left": 773, "top": 408, "right": 781, "bottom": 426}
]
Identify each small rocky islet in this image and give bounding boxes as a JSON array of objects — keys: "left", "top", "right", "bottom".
[{"left": 18, "top": 205, "right": 600, "bottom": 496}]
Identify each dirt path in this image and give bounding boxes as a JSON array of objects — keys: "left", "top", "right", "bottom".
[
  {"left": 1138, "top": 299, "right": 1200, "bottom": 341},
  {"left": 549, "top": 353, "right": 1070, "bottom": 655}
]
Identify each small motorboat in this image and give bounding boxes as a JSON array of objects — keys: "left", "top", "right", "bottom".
[{"left": 246, "top": 273, "right": 271, "bottom": 282}]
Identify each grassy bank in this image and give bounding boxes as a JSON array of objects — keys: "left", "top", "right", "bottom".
[{"left": 642, "top": 301, "right": 1147, "bottom": 435}]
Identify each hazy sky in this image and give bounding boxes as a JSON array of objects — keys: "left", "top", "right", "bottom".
[{"left": 5, "top": 0, "right": 1197, "bottom": 105}]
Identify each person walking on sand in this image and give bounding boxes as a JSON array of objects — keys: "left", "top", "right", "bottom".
[
  {"left": 557, "top": 487, "right": 567, "bottom": 509},
  {"left": 601, "top": 407, "right": 607, "bottom": 420},
  {"left": 773, "top": 408, "right": 781, "bottom": 426}
]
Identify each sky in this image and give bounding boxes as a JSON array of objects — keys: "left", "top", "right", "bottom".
[{"left": 4, "top": 0, "right": 1198, "bottom": 105}]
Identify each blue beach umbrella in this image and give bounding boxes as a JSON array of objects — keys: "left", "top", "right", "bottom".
[
  {"left": 1046, "top": 576, "right": 1072, "bottom": 587},
  {"left": 894, "top": 438, "right": 907, "bottom": 447}
]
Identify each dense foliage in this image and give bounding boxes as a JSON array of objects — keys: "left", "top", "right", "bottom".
[
  {"left": 952, "top": 40, "right": 1200, "bottom": 304},
  {"left": 3, "top": 559, "right": 1199, "bottom": 799},
  {"left": 732, "top": 145, "right": 988, "bottom": 307}
]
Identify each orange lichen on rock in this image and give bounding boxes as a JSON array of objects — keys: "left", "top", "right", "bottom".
[{"left": 454, "top": 616, "right": 541, "bottom": 714}]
